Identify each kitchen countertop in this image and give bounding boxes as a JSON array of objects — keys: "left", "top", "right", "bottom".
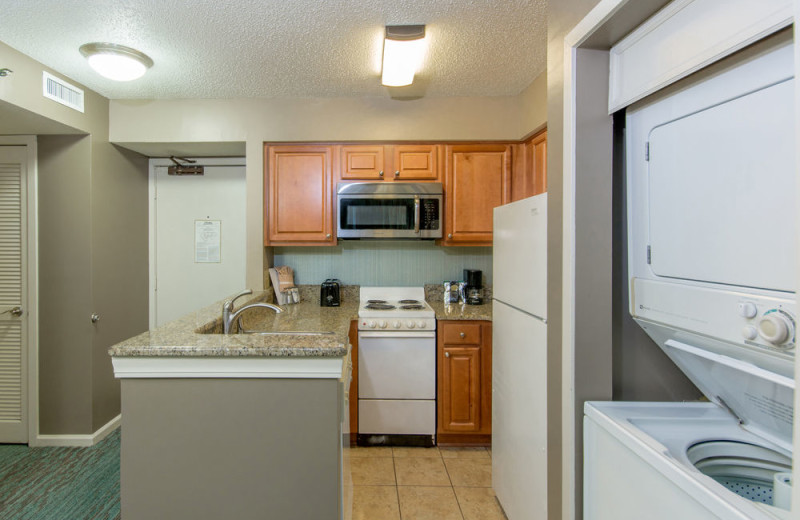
[
  {"left": 109, "top": 286, "right": 493, "bottom": 359},
  {"left": 108, "top": 291, "right": 358, "bottom": 358}
]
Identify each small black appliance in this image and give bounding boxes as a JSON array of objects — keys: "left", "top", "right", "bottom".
[
  {"left": 320, "top": 279, "right": 341, "bottom": 307},
  {"left": 463, "top": 269, "right": 483, "bottom": 305}
]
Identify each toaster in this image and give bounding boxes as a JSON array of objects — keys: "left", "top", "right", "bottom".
[{"left": 320, "top": 279, "right": 341, "bottom": 307}]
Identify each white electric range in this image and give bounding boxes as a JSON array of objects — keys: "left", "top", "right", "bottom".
[{"left": 357, "top": 287, "right": 437, "bottom": 446}]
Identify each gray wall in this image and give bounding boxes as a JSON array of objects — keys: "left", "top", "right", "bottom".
[
  {"left": 38, "top": 135, "right": 94, "bottom": 434},
  {"left": 273, "top": 242, "right": 492, "bottom": 286}
]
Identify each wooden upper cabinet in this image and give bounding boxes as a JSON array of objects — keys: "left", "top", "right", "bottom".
[
  {"left": 511, "top": 129, "right": 547, "bottom": 202},
  {"left": 339, "top": 144, "right": 441, "bottom": 182},
  {"left": 393, "top": 145, "right": 439, "bottom": 180},
  {"left": 340, "top": 145, "right": 386, "bottom": 180},
  {"left": 442, "top": 144, "right": 511, "bottom": 246},
  {"left": 265, "top": 145, "right": 335, "bottom": 246}
]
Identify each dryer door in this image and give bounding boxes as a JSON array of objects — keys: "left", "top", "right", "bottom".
[{"left": 647, "top": 78, "right": 796, "bottom": 293}]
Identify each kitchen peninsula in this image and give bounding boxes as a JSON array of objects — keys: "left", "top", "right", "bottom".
[
  {"left": 109, "top": 286, "right": 492, "bottom": 520},
  {"left": 109, "top": 290, "right": 357, "bottom": 520}
]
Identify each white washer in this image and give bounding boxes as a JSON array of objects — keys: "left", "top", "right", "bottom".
[{"left": 585, "top": 30, "right": 795, "bottom": 520}]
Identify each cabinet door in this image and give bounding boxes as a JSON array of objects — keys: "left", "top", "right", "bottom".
[
  {"left": 393, "top": 145, "right": 440, "bottom": 181},
  {"left": 443, "top": 144, "right": 511, "bottom": 245},
  {"left": 439, "top": 345, "right": 482, "bottom": 432},
  {"left": 265, "top": 145, "right": 334, "bottom": 245},
  {"left": 511, "top": 130, "right": 547, "bottom": 201},
  {"left": 340, "top": 145, "right": 386, "bottom": 180}
]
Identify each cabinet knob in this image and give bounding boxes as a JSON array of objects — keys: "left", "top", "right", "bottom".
[
  {"left": 91, "top": 313, "right": 100, "bottom": 323},
  {"left": 445, "top": 351, "right": 450, "bottom": 358},
  {"left": 379, "top": 170, "right": 384, "bottom": 177},
  {"left": 326, "top": 233, "right": 332, "bottom": 239},
  {"left": 447, "top": 233, "right": 453, "bottom": 239},
  {"left": 394, "top": 170, "right": 400, "bottom": 177},
  {"left": 459, "top": 332, "right": 465, "bottom": 338}
]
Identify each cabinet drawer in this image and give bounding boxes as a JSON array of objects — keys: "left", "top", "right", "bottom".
[{"left": 441, "top": 323, "right": 482, "bottom": 345}]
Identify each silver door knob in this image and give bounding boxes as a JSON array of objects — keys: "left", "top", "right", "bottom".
[
  {"left": 326, "top": 233, "right": 332, "bottom": 239},
  {"left": 460, "top": 332, "right": 465, "bottom": 338},
  {"left": 394, "top": 170, "right": 400, "bottom": 177},
  {"left": 445, "top": 352, "right": 450, "bottom": 358},
  {"left": 2, "top": 306, "right": 23, "bottom": 317},
  {"left": 379, "top": 170, "right": 384, "bottom": 177},
  {"left": 447, "top": 233, "right": 453, "bottom": 239},
  {"left": 91, "top": 313, "right": 100, "bottom": 323}
]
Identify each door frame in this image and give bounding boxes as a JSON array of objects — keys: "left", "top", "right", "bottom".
[{"left": 0, "top": 136, "right": 39, "bottom": 446}]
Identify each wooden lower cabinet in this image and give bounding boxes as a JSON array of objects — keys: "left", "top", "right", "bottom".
[
  {"left": 437, "top": 320, "right": 492, "bottom": 445},
  {"left": 348, "top": 320, "right": 358, "bottom": 444}
]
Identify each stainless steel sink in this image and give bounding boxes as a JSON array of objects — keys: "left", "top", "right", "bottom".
[{"left": 237, "top": 330, "right": 336, "bottom": 336}]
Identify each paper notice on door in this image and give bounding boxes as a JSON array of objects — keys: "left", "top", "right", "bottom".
[{"left": 195, "top": 220, "right": 221, "bottom": 263}]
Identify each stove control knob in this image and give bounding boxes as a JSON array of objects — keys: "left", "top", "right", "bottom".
[
  {"left": 392, "top": 321, "right": 401, "bottom": 329},
  {"left": 742, "top": 325, "right": 758, "bottom": 341},
  {"left": 407, "top": 321, "right": 416, "bottom": 329},
  {"left": 758, "top": 312, "right": 794, "bottom": 345},
  {"left": 378, "top": 320, "right": 387, "bottom": 329},
  {"left": 417, "top": 321, "right": 426, "bottom": 329},
  {"left": 738, "top": 302, "right": 758, "bottom": 319},
  {"left": 368, "top": 321, "right": 377, "bottom": 329}
]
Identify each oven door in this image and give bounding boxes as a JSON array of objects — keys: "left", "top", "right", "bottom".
[
  {"left": 357, "top": 331, "right": 436, "bottom": 399},
  {"left": 337, "top": 195, "right": 442, "bottom": 239}
]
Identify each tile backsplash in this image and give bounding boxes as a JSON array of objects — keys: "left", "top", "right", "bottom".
[{"left": 271, "top": 241, "right": 492, "bottom": 286}]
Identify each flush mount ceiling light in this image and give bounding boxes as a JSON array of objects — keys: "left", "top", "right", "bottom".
[
  {"left": 79, "top": 42, "right": 153, "bottom": 81},
  {"left": 381, "top": 25, "right": 426, "bottom": 87}
]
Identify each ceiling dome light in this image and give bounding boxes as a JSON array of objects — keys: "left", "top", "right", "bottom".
[
  {"left": 381, "top": 25, "right": 426, "bottom": 87},
  {"left": 79, "top": 42, "right": 153, "bottom": 81}
]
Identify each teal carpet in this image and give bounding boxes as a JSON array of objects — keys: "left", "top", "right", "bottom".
[{"left": 0, "top": 429, "right": 120, "bottom": 519}]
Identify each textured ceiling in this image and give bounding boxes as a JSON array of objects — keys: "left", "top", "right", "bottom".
[{"left": 0, "top": 0, "right": 546, "bottom": 100}]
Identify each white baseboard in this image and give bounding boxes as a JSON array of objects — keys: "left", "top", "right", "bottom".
[{"left": 35, "top": 414, "right": 121, "bottom": 447}]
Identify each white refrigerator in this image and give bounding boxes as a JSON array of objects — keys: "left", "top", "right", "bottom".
[{"left": 492, "top": 193, "right": 548, "bottom": 520}]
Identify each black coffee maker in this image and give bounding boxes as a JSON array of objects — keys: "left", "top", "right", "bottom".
[{"left": 463, "top": 269, "right": 483, "bottom": 305}]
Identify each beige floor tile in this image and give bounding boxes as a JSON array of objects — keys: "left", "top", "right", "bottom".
[
  {"left": 352, "top": 486, "right": 401, "bottom": 520},
  {"left": 392, "top": 446, "right": 441, "bottom": 458},
  {"left": 439, "top": 447, "right": 490, "bottom": 459},
  {"left": 455, "top": 487, "right": 507, "bottom": 520},
  {"left": 444, "top": 458, "right": 493, "bottom": 487},
  {"left": 394, "top": 457, "right": 452, "bottom": 486},
  {"left": 350, "top": 446, "right": 394, "bottom": 458},
  {"left": 397, "top": 486, "right": 463, "bottom": 520},
  {"left": 351, "top": 457, "right": 396, "bottom": 486}
]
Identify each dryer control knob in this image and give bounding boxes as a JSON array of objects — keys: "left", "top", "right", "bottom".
[
  {"left": 738, "top": 302, "right": 758, "bottom": 319},
  {"left": 758, "top": 313, "right": 793, "bottom": 345},
  {"left": 742, "top": 325, "right": 758, "bottom": 341}
]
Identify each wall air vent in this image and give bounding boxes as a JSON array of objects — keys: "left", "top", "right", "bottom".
[{"left": 42, "top": 71, "right": 84, "bottom": 113}]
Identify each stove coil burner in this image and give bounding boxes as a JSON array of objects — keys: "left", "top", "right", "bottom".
[
  {"left": 399, "top": 299, "right": 421, "bottom": 304},
  {"left": 365, "top": 303, "right": 396, "bottom": 310},
  {"left": 401, "top": 304, "right": 424, "bottom": 310},
  {"left": 367, "top": 299, "right": 388, "bottom": 304}
]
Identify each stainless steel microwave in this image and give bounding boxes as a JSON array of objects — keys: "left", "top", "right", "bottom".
[{"left": 336, "top": 182, "right": 443, "bottom": 239}]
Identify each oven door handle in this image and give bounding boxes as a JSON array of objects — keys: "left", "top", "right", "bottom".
[
  {"left": 414, "top": 195, "right": 420, "bottom": 234},
  {"left": 358, "top": 331, "right": 435, "bottom": 339}
]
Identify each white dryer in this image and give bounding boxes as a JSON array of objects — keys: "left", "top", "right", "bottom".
[{"left": 585, "top": 34, "right": 795, "bottom": 519}]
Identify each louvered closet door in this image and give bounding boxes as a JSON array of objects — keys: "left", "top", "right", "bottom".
[{"left": 0, "top": 146, "right": 28, "bottom": 443}]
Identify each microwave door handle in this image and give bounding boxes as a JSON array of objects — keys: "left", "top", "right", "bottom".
[{"left": 414, "top": 195, "right": 420, "bottom": 234}]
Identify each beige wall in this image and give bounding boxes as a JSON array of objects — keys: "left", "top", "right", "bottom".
[
  {"left": 109, "top": 76, "right": 548, "bottom": 290},
  {"left": 1, "top": 42, "right": 150, "bottom": 436}
]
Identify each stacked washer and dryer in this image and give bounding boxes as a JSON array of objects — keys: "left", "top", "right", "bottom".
[{"left": 584, "top": 16, "right": 796, "bottom": 520}]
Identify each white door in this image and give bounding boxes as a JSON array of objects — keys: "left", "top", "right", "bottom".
[
  {"left": 0, "top": 145, "right": 29, "bottom": 443},
  {"left": 150, "top": 158, "right": 246, "bottom": 327}
]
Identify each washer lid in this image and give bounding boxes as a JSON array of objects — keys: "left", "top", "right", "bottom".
[{"left": 663, "top": 339, "right": 794, "bottom": 453}]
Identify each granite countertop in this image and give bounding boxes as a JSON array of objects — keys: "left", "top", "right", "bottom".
[
  {"left": 109, "top": 284, "right": 493, "bottom": 359},
  {"left": 108, "top": 289, "right": 359, "bottom": 358}
]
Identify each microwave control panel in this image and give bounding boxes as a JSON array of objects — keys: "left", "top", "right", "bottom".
[{"left": 421, "top": 199, "right": 440, "bottom": 230}]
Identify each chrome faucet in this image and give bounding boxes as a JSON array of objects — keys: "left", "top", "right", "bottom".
[{"left": 222, "top": 290, "right": 283, "bottom": 334}]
